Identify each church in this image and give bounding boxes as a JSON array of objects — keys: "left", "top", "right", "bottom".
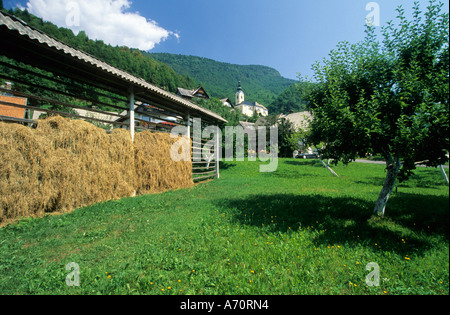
[{"left": 234, "top": 82, "right": 269, "bottom": 117}]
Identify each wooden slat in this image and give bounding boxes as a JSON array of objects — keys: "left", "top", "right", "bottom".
[
  {"left": 0, "top": 60, "right": 128, "bottom": 105},
  {"left": 0, "top": 100, "right": 130, "bottom": 127},
  {"left": 192, "top": 171, "right": 216, "bottom": 175},
  {"left": 0, "top": 87, "right": 123, "bottom": 118},
  {"left": 0, "top": 73, "right": 129, "bottom": 112},
  {"left": 0, "top": 115, "right": 35, "bottom": 124},
  {"left": 192, "top": 166, "right": 216, "bottom": 170},
  {"left": 193, "top": 174, "right": 216, "bottom": 181}
]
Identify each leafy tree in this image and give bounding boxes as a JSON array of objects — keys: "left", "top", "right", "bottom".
[
  {"left": 257, "top": 114, "right": 296, "bottom": 158},
  {"left": 277, "top": 117, "right": 297, "bottom": 158},
  {"left": 192, "top": 97, "right": 242, "bottom": 127},
  {"left": 303, "top": 1, "right": 449, "bottom": 217},
  {"left": 269, "top": 83, "right": 309, "bottom": 114}
]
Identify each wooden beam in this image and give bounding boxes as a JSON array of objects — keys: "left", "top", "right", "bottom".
[
  {"left": 193, "top": 174, "right": 216, "bottom": 181},
  {"left": 129, "top": 87, "right": 135, "bottom": 142},
  {"left": 216, "top": 129, "right": 220, "bottom": 179}
]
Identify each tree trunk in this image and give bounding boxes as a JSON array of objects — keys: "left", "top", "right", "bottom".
[
  {"left": 320, "top": 159, "right": 339, "bottom": 177},
  {"left": 374, "top": 156, "right": 401, "bottom": 217}
]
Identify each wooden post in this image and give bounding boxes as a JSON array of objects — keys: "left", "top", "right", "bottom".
[
  {"left": 186, "top": 113, "right": 191, "bottom": 139},
  {"left": 129, "top": 87, "right": 135, "bottom": 142},
  {"left": 186, "top": 113, "right": 192, "bottom": 163},
  {"left": 216, "top": 127, "right": 220, "bottom": 179},
  {"left": 128, "top": 87, "right": 136, "bottom": 198}
]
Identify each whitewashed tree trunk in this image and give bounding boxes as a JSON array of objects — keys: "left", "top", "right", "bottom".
[
  {"left": 320, "top": 159, "right": 339, "bottom": 177},
  {"left": 374, "top": 156, "right": 401, "bottom": 217},
  {"left": 439, "top": 165, "right": 449, "bottom": 185}
]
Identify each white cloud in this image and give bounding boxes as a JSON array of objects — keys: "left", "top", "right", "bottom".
[{"left": 25, "top": 0, "right": 178, "bottom": 50}]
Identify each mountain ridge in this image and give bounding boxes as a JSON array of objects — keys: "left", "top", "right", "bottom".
[{"left": 150, "top": 53, "right": 297, "bottom": 107}]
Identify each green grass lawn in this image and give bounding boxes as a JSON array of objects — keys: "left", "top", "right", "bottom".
[{"left": 0, "top": 159, "right": 448, "bottom": 295}]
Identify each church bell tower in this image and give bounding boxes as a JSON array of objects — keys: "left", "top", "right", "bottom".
[{"left": 235, "top": 81, "right": 245, "bottom": 105}]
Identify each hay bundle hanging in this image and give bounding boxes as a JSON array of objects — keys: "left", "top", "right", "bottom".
[
  {"left": 134, "top": 131, "right": 192, "bottom": 195},
  {"left": 0, "top": 122, "right": 48, "bottom": 221},
  {"left": 0, "top": 116, "right": 194, "bottom": 225},
  {"left": 34, "top": 117, "right": 136, "bottom": 213}
]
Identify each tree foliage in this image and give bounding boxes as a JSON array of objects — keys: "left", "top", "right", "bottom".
[
  {"left": 268, "top": 83, "right": 311, "bottom": 115},
  {"left": 191, "top": 97, "right": 242, "bottom": 127},
  {"left": 254, "top": 114, "right": 297, "bottom": 158},
  {"left": 302, "top": 0, "right": 449, "bottom": 216}
]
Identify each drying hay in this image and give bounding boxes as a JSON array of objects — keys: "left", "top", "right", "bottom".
[
  {"left": 0, "top": 116, "right": 193, "bottom": 226},
  {"left": 134, "top": 131, "right": 193, "bottom": 195},
  {"left": 0, "top": 122, "right": 47, "bottom": 221},
  {"left": 33, "top": 117, "right": 136, "bottom": 213}
]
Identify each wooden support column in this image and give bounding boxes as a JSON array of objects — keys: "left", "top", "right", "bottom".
[
  {"left": 129, "top": 87, "right": 135, "bottom": 142},
  {"left": 186, "top": 112, "right": 191, "bottom": 139},
  {"left": 216, "top": 128, "right": 220, "bottom": 179}
]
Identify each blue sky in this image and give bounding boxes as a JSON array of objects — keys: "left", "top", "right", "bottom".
[{"left": 4, "top": 0, "right": 449, "bottom": 80}]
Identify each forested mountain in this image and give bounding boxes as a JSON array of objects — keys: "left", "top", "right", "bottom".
[
  {"left": 3, "top": 8, "right": 197, "bottom": 94},
  {"left": 151, "top": 53, "right": 297, "bottom": 107}
]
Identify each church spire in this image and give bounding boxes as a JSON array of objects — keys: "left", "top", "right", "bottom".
[
  {"left": 237, "top": 81, "right": 243, "bottom": 92},
  {"left": 235, "top": 81, "right": 244, "bottom": 105}
]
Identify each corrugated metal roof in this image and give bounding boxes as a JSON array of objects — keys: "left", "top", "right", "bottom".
[{"left": 0, "top": 12, "right": 227, "bottom": 123}]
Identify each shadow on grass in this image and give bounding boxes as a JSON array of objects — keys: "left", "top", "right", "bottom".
[
  {"left": 355, "top": 168, "right": 448, "bottom": 189},
  {"left": 220, "top": 162, "right": 237, "bottom": 170},
  {"left": 215, "top": 193, "right": 449, "bottom": 256},
  {"left": 400, "top": 168, "right": 449, "bottom": 189},
  {"left": 284, "top": 160, "right": 325, "bottom": 168}
]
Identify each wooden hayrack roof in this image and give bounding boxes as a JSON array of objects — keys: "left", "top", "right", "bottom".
[{"left": 0, "top": 11, "right": 227, "bottom": 124}]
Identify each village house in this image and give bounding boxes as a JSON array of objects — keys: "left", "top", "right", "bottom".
[
  {"left": 177, "top": 86, "right": 210, "bottom": 101},
  {"left": 221, "top": 98, "right": 234, "bottom": 109},
  {"left": 0, "top": 82, "right": 29, "bottom": 123},
  {"left": 115, "top": 102, "right": 179, "bottom": 131},
  {"left": 281, "top": 111, "right": 313, "bottom": 131}
]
